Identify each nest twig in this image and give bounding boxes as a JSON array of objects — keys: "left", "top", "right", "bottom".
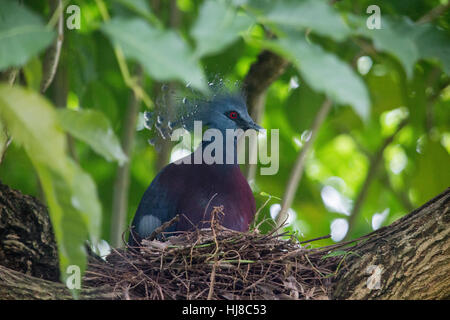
[{"left": 85, "top": 207, "right": 350, "bottom": 300}]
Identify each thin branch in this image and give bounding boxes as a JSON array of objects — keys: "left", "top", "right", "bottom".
[
  {"left": 40, "top": 0, "right": 64, "bottom": 93},
  {"left": 0, "top": 135, "right": 12, "bottom": 165},
  {"left": 245, "top": 91, "right": 267, "bottom": 182},
  {"left": 275, "top": 98, "right": 333, "bottom": 228},
  {"left": 0, "top": 68, "right": 18, "bottom": 85},
  {"left": 417, "top": 2, "right": 450, "bottom": 24},
  {"left": 345, "top": 118, "right": 409, "bottom": 240},
  {"left": 110, "top": 65, "right": 144, "bottom": 248},
  {"left": 0, "top": 67, "right": 17, "bottom": 162}
]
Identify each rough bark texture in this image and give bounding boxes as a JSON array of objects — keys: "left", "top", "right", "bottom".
[
  {"left": 0, "top": 182, "right": 448, "bottom": 300},
  {"left": 242, "top": 50, "right": 289, "bottom": 117},
  {"left": 0, "top": 182, "right": 59, "bottom": 281},
  {"left": 0, "top": 265, "right": 115, "bottom": 299},
  {"left": 333, "top": 188, "right": 450, "bottom": 299}
]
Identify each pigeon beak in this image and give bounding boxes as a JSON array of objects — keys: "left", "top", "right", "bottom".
[
  {"left": 247, "top": 122, "right": 263, "bottom": 132},
  {"left": 252, "top": 122, "right": 264, "bottom": 131}
]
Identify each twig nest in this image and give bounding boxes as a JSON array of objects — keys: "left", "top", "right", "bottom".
[{"left": 85, "top": 225, "right": 342, "bottom": 300}]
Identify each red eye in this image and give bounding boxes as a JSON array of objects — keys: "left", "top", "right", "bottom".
[{"left": 228, "top": 111, "right": 238, "bottom": 119}]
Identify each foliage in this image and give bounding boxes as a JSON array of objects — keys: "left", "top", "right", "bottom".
[{"left": 0, "top": 0, "right": 449, "bottom": 290}]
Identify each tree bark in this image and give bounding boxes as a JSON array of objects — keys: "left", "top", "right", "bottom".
[
  {"left": 0, "top": 182, "right": 59, "bottom": 281},
  {"left": 0, "top": 182, "right": 448, "bottom": 300},
  {"left": 332, "top": 188, "right": 449, "bottom": 299},
  {"left": 0, "top": 264, "right": 115, "bottom": 300}
]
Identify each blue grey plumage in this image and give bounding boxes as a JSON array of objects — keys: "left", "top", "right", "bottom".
[{"left": 128, "top": 85, "right": 262, "bottom": 246}]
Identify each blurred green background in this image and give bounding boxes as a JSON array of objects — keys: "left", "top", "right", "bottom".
[{"left": 0, "top": 0, "right": 449, "bottom": 277}]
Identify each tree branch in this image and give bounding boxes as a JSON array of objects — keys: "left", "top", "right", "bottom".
[
  {"left": 345, "top": 118, "right": 408, "bottom": 240},
  {"left": 417, "top": 2, "right": 450, "bottom": 24},
  {"left": 0, "top": 265, "right": 115, "bottom": 300},
  {"left": 242, "top": 50, "right": 289, "bottom": 117},
  {"left": 275, "top": 98, "right": 333, "bottom": 228},
  {"left": 110, "top": 66, "right": 143, "bottom": 248},
  {"left": 40, "top": 0, "right": 64, "bottom": 93},
  {"left": 0, "top": 183, "right": 448, "bottom": 299},
  {"left": 242, "top": 50, "right": 289, "bottom": 180}
]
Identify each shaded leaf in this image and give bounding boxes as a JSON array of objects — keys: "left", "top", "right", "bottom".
[
  {"left": 0, "top": 0, "right": 55, "bottom": 70},
  {"left": 351, "top": 16, "right": 450, "bottom": 77},
  {"left": 355, "top": 17, "right": 418, "bottom": 79},
  {"left": 249, "top": 0, "right": 350, "bottom": 41},
  {"left": 191, "top": 1, "right": 254, "bottom": 57},
  {"left": 114, "top": 0, "right": 152, "bottom": 16},
  {"left": 113, "top": 0, "right": 161, "bottom": 26},
  {"left": 414, "top": 24, "right": 450, "bottom": 76},
  {"left": 100, "top": 18, "right": 206, "bottom": 91},
  {"left": 261, "top": 35, "right": 370, "bottom": 119}
]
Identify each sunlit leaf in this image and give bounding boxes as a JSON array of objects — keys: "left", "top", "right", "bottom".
[
  {"left": 0, "top": 86, "right": 67, "bottom": 173},
  {"left": 22, "top": 56, "right": 42, "bottom": 91},
  {"left": 70, "top": 159, "right": 102, "bottom": 241},
  {"left": 57, "top": 109, "right": 127, "bottom": 165},
  {"left": 191, "top": 1, "right": 254, "bottom": 57},
  {"left": 0, "top": 85, "right": 101, "bottom": 288},
  {"left": 0, "top": 0, "right": 55, "bottom": 70}
]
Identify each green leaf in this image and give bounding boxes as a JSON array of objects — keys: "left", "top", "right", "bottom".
[
  {"left": 100, "top": 18, "right": 206, "bottom": 91},
  {"left": 0, "top": 0, "right": 55, "bottom": 70},
  {"left": 57, "top": 109, "right": 127, "bottom": 165},
  {"left": 350, "top": 15, "right": 450, "bottom": 77},
  {"left": 261, "top": 35, "right": 370, "bottom": 120},
  {"left": 22, "top": 56, "right": 43, "bottom": 91},
  {"left": 35, "top": 161, "right": 88, "bottom": 289},
  {"left": 113, "top": 0, "right": 162, "bottom": 27},
  {"left": 414, "top": 24, "right": 450, "bottom": 76},
  {"left": 191, "top": 1, "right": 254, "bottom": 57},
  {"left": 0, "top": 85, "right": 101, "bottom": 288},
  {"left": 0, "top": 86, "right": 67, "bottom": 173},
  {"left": 114, "top": 0, "right": 152, "bottom": 16},
  {"left": 70, "top": 159, "right": 102, "bottom": 241},
  {"left": 355, "top": 17, "right": 418, "bottom": 79},
  {"left": 249, "top": 0, "right": 350, "bottom": 42}
]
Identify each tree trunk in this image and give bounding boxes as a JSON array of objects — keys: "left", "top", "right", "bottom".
[{"left": 0, "top": 182, "right": 448, "bottom": 300}]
